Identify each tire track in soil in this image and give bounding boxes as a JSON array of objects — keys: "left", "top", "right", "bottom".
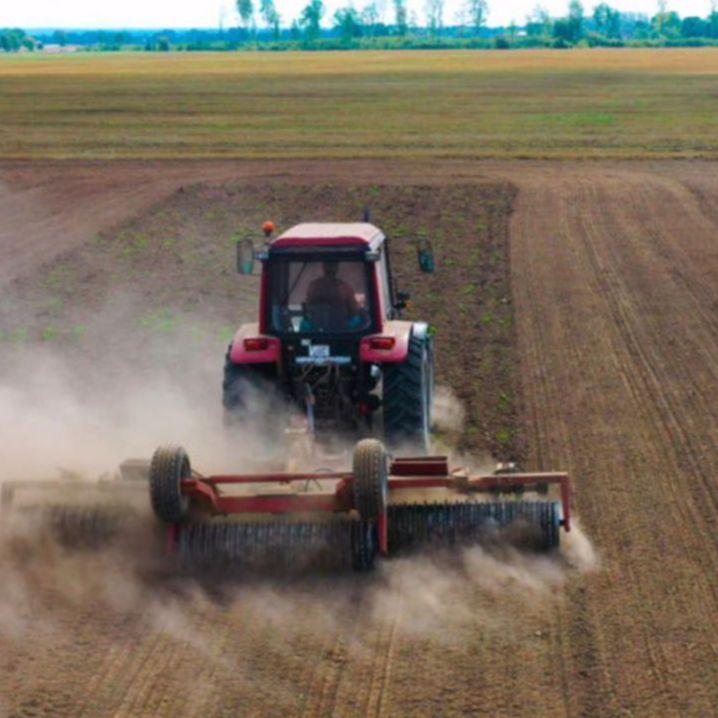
[
  {"left": 297, "top": 581, "right": 366, "bottom": 718},
  {"left": 295, "top": 576, "right": 403, "bottom": 718},
  {"left": 585, "top": 181, "right": 718, "bottom": 540},
  {"left": 509, "top": 164, "right": 718, "bottom": 716},
  {"left": 72, "top": 588, "right": 332, "bottom": 718},
  {"left": 331, "top": 566, "right": 569, "bottom": 718},
  {"left": 576, "top": 181, "right": 718, "bottom": 709},
  {"left": 358, "top": 584, "right": 402, "bottom": 718},
  {"left": 510, "top": 184, "right": 618, "bottom": 717},
  {"left": 0, "top": 572, "right": 146, "bottom": 718}
]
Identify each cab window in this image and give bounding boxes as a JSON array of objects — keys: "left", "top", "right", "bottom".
[{"left": 268, "top": 259, "right": 372, "bottom": 334}]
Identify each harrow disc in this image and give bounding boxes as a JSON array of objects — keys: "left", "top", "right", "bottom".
[
  {"left": 176, "top": 518, "right": 377, "bottom": 571},
  {"left": 48, "top": 505, "right": 123, "bottom": 546},
  {"left": 388, "top": 500, "right": 562, "bottom": 552},
  {"left": 9, "top": 503, "right": 141, "bottom": 548}
]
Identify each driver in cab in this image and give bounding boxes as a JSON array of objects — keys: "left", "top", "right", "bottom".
[{"left": 304, "top": 262, "right": 360, "bottom": 327}]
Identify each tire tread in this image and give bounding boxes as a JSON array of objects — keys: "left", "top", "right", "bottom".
[
  {"left": 149, "top": 445, "right": 189, "bottom": 524},
  {"left": 352, "top": 439, "right": 387, "bottom": 520},
  {"left": 383, "top": 335, "right": 432, "bottom": 447}
]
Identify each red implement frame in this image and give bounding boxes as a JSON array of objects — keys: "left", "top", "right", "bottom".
[{"left": 177, "top": 457, "right": 571, "bottom": 556}]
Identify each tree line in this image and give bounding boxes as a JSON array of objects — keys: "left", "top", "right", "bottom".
[
  {"left": 3, "top": 1, "right": 718, "bottom": 52},
  {"left": 0, "top": 28, "right": 37, "bottom": 52}
]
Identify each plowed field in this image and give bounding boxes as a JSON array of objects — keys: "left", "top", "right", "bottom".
[{"left": 1, "top": 160, "right": 717, "bottom": 718}]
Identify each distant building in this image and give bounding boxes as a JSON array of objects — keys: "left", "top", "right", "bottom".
[{"left": 41, "top": 44, "right": 81, "bottom": 54}]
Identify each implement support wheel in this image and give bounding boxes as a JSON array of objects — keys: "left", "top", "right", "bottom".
[
  {"left": 352, "top": 439, "right": 389, "bottom": 521},
  {"left": 149, "top": 445, "right": 191, "bottom": 524},
  {"left": 351, "top": 439, "right": 387, "bottom": 571}
]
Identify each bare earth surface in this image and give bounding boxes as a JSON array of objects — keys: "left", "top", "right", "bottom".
[{"left": 1, "top": 159, "right": 717, "bottom": 718}]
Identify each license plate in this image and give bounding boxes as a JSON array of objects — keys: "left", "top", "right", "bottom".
[{"left": 309, "top": 344, "right": 330, "bottom": 359}]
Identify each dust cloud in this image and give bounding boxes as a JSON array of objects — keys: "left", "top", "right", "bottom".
[
  {"left": 0, "top": 343, "right": 283, "bottom": 483},
  {"left": 561, "top": 518, "right": 600, "bottom": 572},
  {"left": 432, "top": 384, "right": 466, "bottom": 436},
  {"left": 0, "top": 336, "right": 599, "bottom": 666}
]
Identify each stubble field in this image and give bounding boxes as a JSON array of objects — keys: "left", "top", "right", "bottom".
[{"left": 1, "top": 49, "right": 718, "bottom": 159}]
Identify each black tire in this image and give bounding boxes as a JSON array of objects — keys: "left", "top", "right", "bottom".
[
  {"left": 351, "top": 521, "right": 377, "bottom": 571},
  {"left": 352, "top": 439, "right": 388, "bottom": 521},
  {"left": 383, "top": 334, "right": 432, "bottom": 452},
  {"left": 149, "top": 445, "right": 190, "bottom": 524},
  {"left": 542, "top": 501, "right": 561, "bottom": 551}
]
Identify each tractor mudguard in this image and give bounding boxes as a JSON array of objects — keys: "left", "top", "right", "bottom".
[
  {"left": 360, "top": 321, "right": 427, "bottom": 364},
  {"left": 410, "top": 321, "right": 430, "bottom": 341},
  {"left": 229, "top": 323, "right": 281, "bottom": 364}
]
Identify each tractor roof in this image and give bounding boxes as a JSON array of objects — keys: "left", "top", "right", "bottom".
[{"left": 271, "top": 223, "right": 385, "bottom": 251}]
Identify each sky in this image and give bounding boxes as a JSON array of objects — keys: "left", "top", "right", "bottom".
[{"left": 1, "top": 0, "right": 712, "bottom": 30}]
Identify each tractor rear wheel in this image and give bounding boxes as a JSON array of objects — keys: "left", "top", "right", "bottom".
[
  {"left": 383, "top": 335, "right": 433, "bottom": 452},
  {"left": 149, "top": 445, "right": 190, "bottom": 524}
]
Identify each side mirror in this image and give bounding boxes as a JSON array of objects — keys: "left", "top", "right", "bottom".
[
  {"left": 417, "top": 238, "right": 435, "bottom": 274},
  {"left": 236, "top": 238, "right": 255, "bottom": 275}
]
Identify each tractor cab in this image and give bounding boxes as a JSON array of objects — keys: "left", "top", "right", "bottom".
[
  {"left": 262, "top": 223, "right": 391, "bottom": 337},
  {"left": 267, "top": 258, "right": 374, "bottom": 337},
  {"left": 228, "top": 221, "right": 435, "bottom": 448}
]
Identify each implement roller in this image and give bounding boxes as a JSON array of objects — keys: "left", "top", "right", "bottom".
[{"left": 150, "top": 439, "right": 571, "bottom": 570}]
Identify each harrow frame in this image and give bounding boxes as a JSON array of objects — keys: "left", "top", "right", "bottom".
[{"left": 174, "top": 455, "right": 571, "bottom": 556}]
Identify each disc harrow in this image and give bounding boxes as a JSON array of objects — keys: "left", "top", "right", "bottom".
[
  {"left": 0, "top": 439, "right": 571, "bottom": 569},
  {"left": 387, "top": 500, "right": 561, "bottom": 552},
  {"left": 176, "top": 520, "right": 375, "bottom": 570},
  {"left": 147, "top": 438, "right": 571, "bottom": 571},
  {"left": 1, "top": 479, "right": 145, "bottom": 549},
  {"left": 45, "top": 504, "right": 132, "bottom": 547}
]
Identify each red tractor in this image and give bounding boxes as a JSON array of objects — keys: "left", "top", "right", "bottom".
[
  {"left": 175, "top": 222, "right": 568, "bottom": 568},
  {"left": 0, "top": 221, "right": 574, "bottom": 570},
  {"left": 224, "top": 222, "right": 436, "bottom": 450}
]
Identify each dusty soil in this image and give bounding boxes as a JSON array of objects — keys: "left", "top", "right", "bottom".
[
  {"left": 0, "top": 169, "right": 520, "bottom": 460},
  {"left": 1, "top": 159, "right": 717, "bottom": 717}
]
